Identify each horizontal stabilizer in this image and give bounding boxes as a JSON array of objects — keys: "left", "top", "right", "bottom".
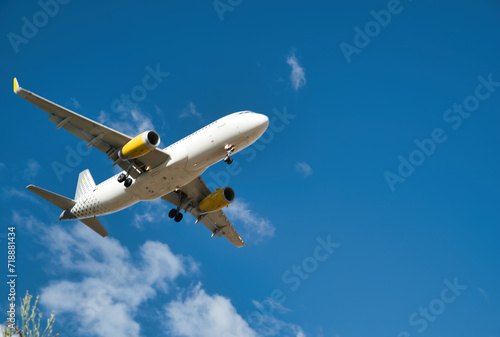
[
  {"left": 80, "top": 217, "right": 108, "bottom": 237},
  {"left": 26, "top": 185, "right": 76, "bottom": 210}
]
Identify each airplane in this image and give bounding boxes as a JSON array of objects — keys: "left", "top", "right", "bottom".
[{"left": 13, "top": 78, "right": 269, "bottom": 247}]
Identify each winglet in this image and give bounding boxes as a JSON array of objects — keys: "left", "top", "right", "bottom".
[{"left": 13, "top": 77, "right": 19, "bottom": 93}]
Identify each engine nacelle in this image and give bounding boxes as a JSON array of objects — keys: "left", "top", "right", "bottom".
[
  {"left": 118, "top": 131, "right": 160, "bottom": 160},
  {"left": 199, "top": 187, "right": 235, "bottom": 213}
]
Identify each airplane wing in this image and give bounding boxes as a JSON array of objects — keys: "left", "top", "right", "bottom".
[
  {"left": 161, "top": 176, "right": 245, "bottom": 248},
  {"left": 13, "top": 78, "right": 169, "bottom": 178}
]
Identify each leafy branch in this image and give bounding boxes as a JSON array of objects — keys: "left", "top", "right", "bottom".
[{"left": 3, "top": 291, "right": 57, "bottom": 337}]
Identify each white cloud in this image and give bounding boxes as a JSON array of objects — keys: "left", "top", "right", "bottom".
[
  {"left": 248, "top": 300, "right": 307, "bottom": 337},
  {"left": 70, "top": 97, "right": 82, "bottom": 109},
  {"left": 164, "top": 282, "right": 258, "bottom": 337},
  {"left": 179, "top": 102, "right": 203, "bottom": 122},
  {"left": 23, "top": 159, "right": 40, "bottom": 179},
  {"left": 133, "top": 198, "right": 169, "bottom": 229},
  {"left": 252, "top": 299, "right": 291, "bottom": 315},
  {"left": 13, "top": 212, "right": 196, "bottom": 337},
  {"left": 2, "top": 187, "right": 39, "bottom": 204},
  {"left": 98, "top": 106, "right": 154, "bottom": 137},
  {"left": 12, "top": 212, "right": 305, "bottom": 337},
  {"left": 287, "top": 54, "right": 306, "bottom": 91},
  {"left": 478, "top": 287, "right": 490, "bottom": 302},
  {"left": 257, "top": 317, "right": 306, "bottom": 337},
  {"left": 295, "top": 162, "right": 313, "bottom": 177},
  {"left": 224, "top": 199, "right": 275, "bottom": 244},
  {"left": 154, "top": 104, "right": 164, "bottom": 114}
]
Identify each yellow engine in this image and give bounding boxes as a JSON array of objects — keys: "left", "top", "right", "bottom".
[
  {"left": 199, "top": 187, "right": 235, "bottom": 213},
  {"left": 118, "top": 131, "right": 160, "bottom": 160}
]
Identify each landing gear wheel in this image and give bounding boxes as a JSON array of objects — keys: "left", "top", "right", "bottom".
[
  {"left": 168, "top": 209, "right": 178, "bottom": 218},
  {"left": 223, "top": 144, "right": 235, "bottom": 165},
  {"left": 117, "top": 173, "right": 126, "bottom": 183},
  {"left": 124, "top": 177, "right": 133, "bottom": 188},
  {"left": 174, "top": 212, "right": 183, "bottom": 222}
]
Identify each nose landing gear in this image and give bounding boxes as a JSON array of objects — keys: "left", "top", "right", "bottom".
[
  {"left": 117, "top": 173, "right": 126, "bottom": 183},
  {"left": 223, "top": 144, "right": 235, "bottom": 165}
]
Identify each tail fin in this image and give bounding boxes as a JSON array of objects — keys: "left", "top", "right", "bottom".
[
  {"left": 26, "top": 185, "right": 76, "bottom": 209},
  {"left": 75, "top": 169, "right": 96, "bottom": 200}
]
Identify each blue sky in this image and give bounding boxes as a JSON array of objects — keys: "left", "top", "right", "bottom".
[{"left": 1, "top": 0, "right": 500, "bottom": 336}]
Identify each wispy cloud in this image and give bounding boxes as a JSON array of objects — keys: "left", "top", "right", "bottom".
[
  {"left": 179, "top": 102, "right": 203, "bottom": 123},
  {"left": 23, "top": 159, "right": 40, "bottom": 179},
  {"left": 132, "top": 198, "right": 168, "bottom": 229},
  {"left": 224, "top": 199, "right": 275, "bottom": 244},
  {"left": 154, "top": 104, "right": 163, "bottom": 115},
  {"left": 98, "top": 106, "right": 154, "bottom": 137},
  {"left": 295, "top": 162, "right": 313, "bottom": 177},
  {"left": 252, "top": 299, "right": 291, "bottom": 315},
  {"left": 70, "top": 97, "right": 82, "bottom": 109},
  {"left": 287, "top": 53, "right": 306, "bottom": 91},
  {"left": 2, "top": 187, "right": 39, "bottom": 204},
  {"left": 249, "top": 308, "right": 306, "bottom": 337},
  {"left": 478, "top": 287, "right": 490, "bottom": 302}
]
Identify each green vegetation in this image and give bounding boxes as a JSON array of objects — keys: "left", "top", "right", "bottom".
[{"left": 3, "top": 291, "right": 57, "bottom": 337}]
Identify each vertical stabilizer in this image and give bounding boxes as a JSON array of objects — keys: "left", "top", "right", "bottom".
[{"left": 75, "top": 169, "right": 96, "bottom": 200}]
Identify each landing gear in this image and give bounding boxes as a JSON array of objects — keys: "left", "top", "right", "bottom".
[
  {"left": 117, "top": 161, "right": 136, "bottom": 188},
  {"left": 169, "top": 192, "right": 190, "bottom": 223},
  {"left": 168, "top": 208, "right": 183, "bottom": 222},
  {"left": 117, "top": 173, "right": 133, "bottom": 188},
  {"left": 223, "top": 144, "right": 235, "bottom": 165},
  {"left": 175, "top": 212, "right": 183, "bottom": 222},
  {"left": 124, "top": 178, "right": 133, "bottom": 188}
]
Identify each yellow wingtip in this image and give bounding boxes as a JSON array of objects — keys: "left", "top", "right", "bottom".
[{"left": 13, "top": 77, "right": 19, "bottom": 93}]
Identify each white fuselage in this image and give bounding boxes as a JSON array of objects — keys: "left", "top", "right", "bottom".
[{"left": 62, "top": 111, "right": 269, "bottom": 220}]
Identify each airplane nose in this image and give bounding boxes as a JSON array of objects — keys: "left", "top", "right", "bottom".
[
  {"left": 253, "top": 113, "right": 269, "bottom": 132},
  {"left": 259, "top": 114, "right": 269, "bottom": 128}
]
